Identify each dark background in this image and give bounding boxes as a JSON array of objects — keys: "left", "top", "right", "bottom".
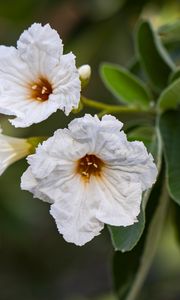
[{"left": 0, "top": 0, "right": 180, "bottom": 299}]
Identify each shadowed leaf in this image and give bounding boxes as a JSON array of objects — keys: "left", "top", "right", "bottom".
[{"left": 136, "top": 20, "right": 174, "bottom": 92}]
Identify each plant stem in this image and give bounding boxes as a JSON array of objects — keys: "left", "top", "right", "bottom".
[
  {"left": 81, "top": 96, "right": 156, "bottom": 115},
  {"left": 127, "top": 182, "right": 169, "bottom": 300}
]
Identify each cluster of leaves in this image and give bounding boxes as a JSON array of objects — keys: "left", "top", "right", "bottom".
[{"left": 99, "top": 20, "right": 180, "bottom": 300}]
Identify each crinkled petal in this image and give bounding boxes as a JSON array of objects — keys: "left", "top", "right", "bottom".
[
  {"left": 126, "top": 141, "right": 157, "bottom": 190},
  {"left": 21, "top": 114, "right": 158, "bottom": 245},
  {"left": 49, "top": 53, "right": 81, "bottom": 115},
  {"left": 0, "top": 24, "right": 80, "bottom": 127},
  {"left": 68, "top": 114, "right": 123, "bottom": 146},
  {"left": 68, "top": 114, "right": 100, "bottom": 142},
  {"left": 101, "top": 140, "right": 157, "bottom": 191},
  {"left": 50, "top": 176, "right": 104, "bottom": 246},
  {"left": 95, "top": 170, "right": 142, "bottom": 226},
  {"left": 17, "top": 23, "right": 63, "bottom": 76},
  {"left": 0, "top": 47, "right": 31, "bottom": 117},
  {"left": 21, "top": 167, "right": 55, "bottom": 204},
  {"left": 101, "top": 114, "right": 123, "bottom": 131},
  {"left": 17, "top": 24, "right": 80, "bottom": 116},
  {"left": 0, "top": 46, "right": 33, "bottom": 84},
  {"left": 22, "top": 167, "right": 104, "bottom": 246},
  {"left": 27, "top": 129, "right": 89, "bottom": 179},
  {"left": 27, "top": 149, "right": 58, "bottom": 180},
  {"left": 9, "top": 100, "right": 59, "bottom": 128},
  {"left": 0, "top": 46, "right": 35, "bottom": 121}
]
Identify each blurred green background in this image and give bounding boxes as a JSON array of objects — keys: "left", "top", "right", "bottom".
[{"left": 0, "top": 0, "right": 180, "bottom": 299}]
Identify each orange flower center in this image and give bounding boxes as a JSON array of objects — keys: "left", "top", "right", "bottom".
[
  {"left": 30, "top": 77, "right": 52, "bottom": 101},
  {"left": 76, "top": 154, "right": 104, "bottom": 181}
]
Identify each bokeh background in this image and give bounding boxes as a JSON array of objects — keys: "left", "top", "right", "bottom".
[{"left": 0, "top": 0, "right": 180, "bottom": 299}]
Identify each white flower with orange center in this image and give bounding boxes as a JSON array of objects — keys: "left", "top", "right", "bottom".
[
  {"left": 0, "top": 23, "right": 81, "bottom": 127},
  {"left": 0, "top": 127, "right": 31, "bottom": 175},
  {"left": 21, "top": 114, "right": 158, "bottom": 246}
]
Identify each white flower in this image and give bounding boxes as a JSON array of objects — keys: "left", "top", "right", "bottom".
[
  {"left": 0, "top": 127, "right": 31, "bottom": 175},
  {"left": 21, "top": 114, "right": 157, "bottom": 246},
  {"left": 0, "top": 23, "right": 81, "bottom": 128}
]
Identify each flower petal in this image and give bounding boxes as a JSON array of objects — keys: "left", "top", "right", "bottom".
[
  {"left": 27, "top": 129, "right": 89, "bottom": 179},
  {"left": 50, "top": 53, "right": 81, "bottom": 115},
  {"left": 95, "top": 170, "right": 142, "bottom": 226},
  {"left": 0, "top": 24, "right": 81, "bottom": 127},
  {"left": 50, "top": 176, "right": 104, "bottom": 246},
  {"left": 0, "top": 45, "right": 33, "bottom": 84},
  {"left": 17, "top": 23, "right": 63, "bottom": 75},
  {"left": 102, "top": 139, "right": 157, "bottom": 191},
  {"left": 0, "top": 132, "right": 30, "bottom": 175},
  {"left": 0, "top": 46, "right": 35, "bottom": 120},
  {"left": 22, "top": 167, "right": 104, "bottom": 246},
  {"left": 21, "top": 167, "right": 56, "bottom": 204},
  {"left": 9, "top": 100, "right": 59, "bottom": 128},
  {"left": 21, "top": 114, "right": 157, "bottom": 245},
  {"left": 68, "top": 114, "right": 123, "bottom": 143}
]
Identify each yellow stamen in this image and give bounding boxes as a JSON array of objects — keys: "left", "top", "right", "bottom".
[{"left": 42, "top": 86, "right": 48, "bottom": 94}]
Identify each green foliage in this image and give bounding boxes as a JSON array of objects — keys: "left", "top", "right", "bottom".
[
  {"left": 100, "top": 63, "right": 152, "bottom": 109},
  {"left": 113, "top": 171, "right": 166, "bottom": 300},
  {"left": 105, "top": 18, "right": 180, "bottom": 300},
  {"left": 169, "top": 67, "right": 180, "bottom": 83},
  {"left": 172, "top": 201, "right": 180, "bottom": 245},
  {"left": 159, "top": 111, "right": 180, "bottom": 204},
  {"left": 127, "top": 126, "right": 155, "bottom": 148},
  {"left": 136, "top": 20, "right": 174, "bottom": 92},
  {"left": 108, "top": 202, "right": 145, "bottom": 252},
  {"left": 113, "top": 238, "right": 143, "bottom": 299},
  {"left": 108, "top": 126, "right": 161, "bottom": 252},
  {"left": 2, "top": 2, "right": 180, "bottom": 299},
  {"left": 158, "top": 78, "right": 180, "bottom": 111}
]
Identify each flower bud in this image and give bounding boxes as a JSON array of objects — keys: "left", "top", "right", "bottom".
[
  {"left": 0, "top": 128, "right": 31, "bottom": 175},
  {"left": 0, "top": 127, "right": 47, "bottom": 175},
  {"left": 78, "top": 64, "right": 91, "bottom": 89}
]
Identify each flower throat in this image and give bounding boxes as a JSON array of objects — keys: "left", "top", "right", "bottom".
[
  {"left": 31, "top": 77, "right": 52, "bottom": 101},
  {"left": 77, "top": 154, "right": 104, "bottom": 180}
]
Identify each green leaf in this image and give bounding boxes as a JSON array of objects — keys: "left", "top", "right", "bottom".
[
  {"left": 108, "top": 126, "right": 161, "bottom": 252},
  {"left": 158, "top": 78, "right": 180, "bottom": 112},
  {"left": 100, "top": 63, "right": 152, "bottom": 109},
  {"left": 136, "top": 20, "right": 174, "bottom": 92},
  {"left": 127, "top": 57, "right": 145, "bottom": 80},
  {"left": 169, "top": 67, "right": 180, "bottom": 83},
  {"left": 128, "top": 126, "right": 155, "bottom": 149},
  {"left": 108, "top": 202, "right": 145, "bottom": 252},
  {"left": 172, "top": 201, "right": 180, "bottom": 245},
  {"left": 113, "top": 171, "right": 167, "bottom": 300},
  {"left": 159, "top": 110, "right": 180, "bottom": 204}
]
